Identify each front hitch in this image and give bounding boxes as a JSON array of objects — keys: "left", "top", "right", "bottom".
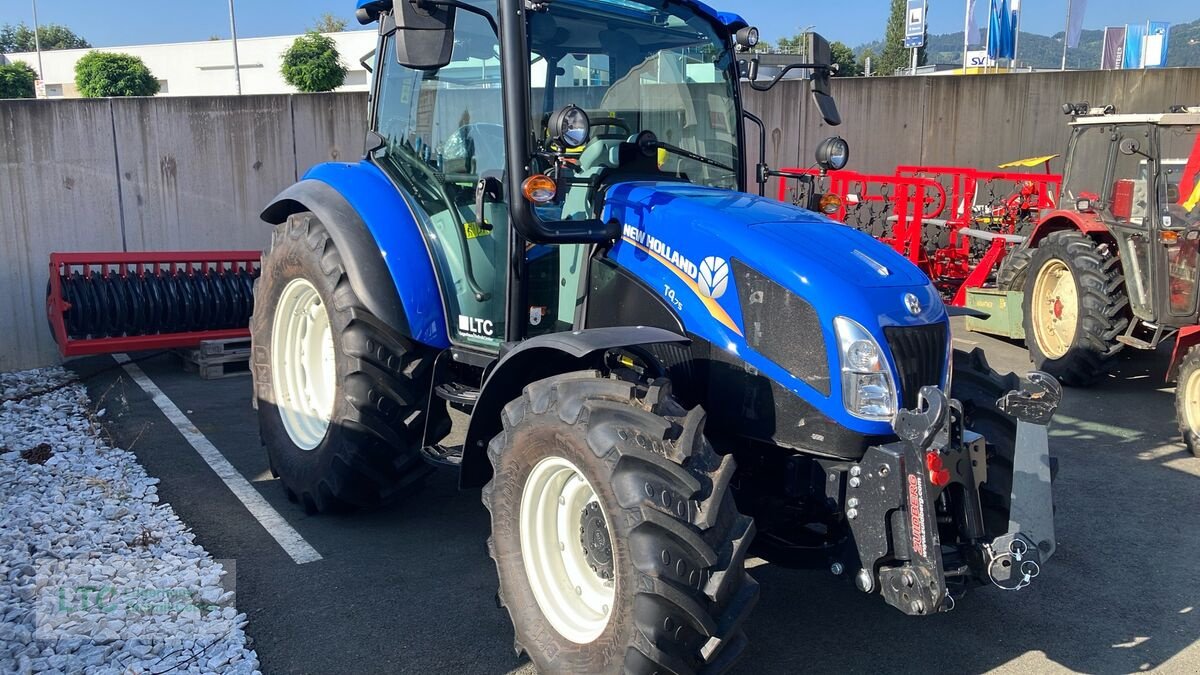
[{"left": 845, "top": 372, "right": 1059, "bottom": 616}]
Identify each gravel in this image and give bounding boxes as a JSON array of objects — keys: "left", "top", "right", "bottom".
[{"left": 0, "top": 367, "right": 260, "bottom": 675}]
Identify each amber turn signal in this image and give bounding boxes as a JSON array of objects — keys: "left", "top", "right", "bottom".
[
  {"left": 819, "top": 193, "right": 843, "bottom": 215},
  {"left": 522, "top": 175, "right": 557, "bottom": 204}
]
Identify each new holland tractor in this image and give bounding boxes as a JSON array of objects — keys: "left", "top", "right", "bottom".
[
  {"left": 250, "top": 1, "right": 1060, "bottom": 671},
  {"left": 994, "top": 104, "right": 1200, "bottom": 456}
]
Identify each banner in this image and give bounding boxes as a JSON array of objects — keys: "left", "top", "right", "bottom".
[
  {"left": 1144, "top": 21, "right": 1171, "bottom": 68},
  {"left": 1066, "top": 0, "right": 1088, "bottom": 48},
  {"left": 1101, "top": 26, "right": 1126, "bottom": 70},
  {"left": 1124, "top": 23, "right": 1146, "bottom": 69},
  {"left": 905, "top": 0, "right": 927, "bottom": 48}
]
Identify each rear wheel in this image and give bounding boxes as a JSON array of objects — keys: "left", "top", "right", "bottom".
[
  {"left": 483, "top": 372, "right": 758, "bottom": 674},
  {"left": 1175, "top": 346, "right": 1200, "bottom": 458},
  {"left": 1023, "top": 230, "right": 1128, "bottom": 386},
  {"left": 996, "top": 246, "right": 1033, "bottom": 293},
  {"left": 251, "top": 212, "right": 445, "bottom": 513}
]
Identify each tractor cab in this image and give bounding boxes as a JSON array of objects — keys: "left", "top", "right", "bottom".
[
  {"left": 362, "top": 0, "right": 841, "bottom": 353},
  {"left": 1057, "top": 106, "right": 1200, "bottom": 333}
]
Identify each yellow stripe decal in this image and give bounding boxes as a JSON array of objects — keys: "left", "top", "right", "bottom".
[{"left": 622, "top": 236, "right": 743, "bottom": 337}]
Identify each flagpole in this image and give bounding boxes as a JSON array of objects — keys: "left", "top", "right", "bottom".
[
  {"left": 1012, "top": 1, "right": 1021, "bottom": 70},
  {"left": 962, "top": 0, "right": 971, "bottom": 74},
  {"left": 1061, "top": 0, "right": 1072, "bottom": 70}
]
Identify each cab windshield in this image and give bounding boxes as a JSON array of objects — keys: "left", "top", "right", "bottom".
[{"left": 528, "top": 0, "right": 741, "bottom": 193}]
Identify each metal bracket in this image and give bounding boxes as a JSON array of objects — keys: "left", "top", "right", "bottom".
[
  {"left": 984, "top": 533, "right": 1042, "bottom": 591},
  {"left": 997, "top": 371, "right": 1062, "bottom": 426}
]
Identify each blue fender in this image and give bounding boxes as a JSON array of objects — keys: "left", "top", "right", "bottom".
[{"left": 261, "top": 161, "right": 450, "bottom": 349}]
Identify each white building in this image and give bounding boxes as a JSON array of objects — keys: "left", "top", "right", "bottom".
[{"left": 1, "top": 30, "right": 378, "bottom": 98}]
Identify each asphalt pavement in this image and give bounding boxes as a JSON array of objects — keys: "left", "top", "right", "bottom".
[{"left": 73, "top": 319, "right": 1200, "bottom": 674}]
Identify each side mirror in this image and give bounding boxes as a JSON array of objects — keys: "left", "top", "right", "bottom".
[
  {"left": 386, "top": 0, "right": 457, "bottom": 71},
  {"left": 1119, "top": 138, "right": 1141, "bottom": 156},
  {"left": 809, "top": 33, "right": 842, "bottom": 127}
]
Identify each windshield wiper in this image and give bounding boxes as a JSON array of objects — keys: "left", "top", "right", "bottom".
[{"left": 647, "top": 140, "right": 735, "bottom": 174}]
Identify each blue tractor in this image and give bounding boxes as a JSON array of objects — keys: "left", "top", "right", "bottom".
[{"left": 251, "top": 1, "right": 1060, "bottom": 671}]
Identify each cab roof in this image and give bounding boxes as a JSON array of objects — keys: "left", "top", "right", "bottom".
[{"left": 355, "top": 0, "right": 747, "bottom": 31}]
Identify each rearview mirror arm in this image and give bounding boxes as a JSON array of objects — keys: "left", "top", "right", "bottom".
[
  {"left": 420, "top": 0, "right": 499, "bottom": 35},
  {"left": 742, "top": 110, "right": 769, "bottom": 197},
  {"left": 746, "top": 63, "right": 836, "bottom": 92}
]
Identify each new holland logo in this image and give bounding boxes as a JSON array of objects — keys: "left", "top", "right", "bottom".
[{"left": 698, "top": 257, "right": 730, "bottom": 300}]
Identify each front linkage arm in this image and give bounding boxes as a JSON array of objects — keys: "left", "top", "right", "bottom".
[{"left": 844, "top": 372, "right": 1060, "bottom": 616}]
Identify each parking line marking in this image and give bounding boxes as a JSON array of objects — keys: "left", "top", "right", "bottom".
[{"left": 114, "top": 354, "right": 323, "bottom": 565}]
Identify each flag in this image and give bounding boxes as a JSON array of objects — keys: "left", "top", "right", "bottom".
[
  {"left": 1101, "top": 26, "right": 1127, "bottom": 70},
  {"left": 1144, "top": 21, "right": 1171, "bottom": 68},
  {"left": 987, "top": 0, "right": 1017, "bottom": 60},
  {"left": 1066, "top": 0, "right": 1088, "bottom": 48},
  {"left": 965, "top": 0, "right": 983, "bottom": 45},
  {"left": 1124, "top": 23, "right": 1146, "bottom": 69}
]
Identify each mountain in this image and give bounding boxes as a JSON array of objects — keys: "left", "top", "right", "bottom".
[{"left": 855, "top": 18, "right": 1200, "bottom": 70}]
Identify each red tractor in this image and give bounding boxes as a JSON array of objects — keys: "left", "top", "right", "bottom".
[{"left": 994, "top": 104, "right": 1200, "bottom": 455}]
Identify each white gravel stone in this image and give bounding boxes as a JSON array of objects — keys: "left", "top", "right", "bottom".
[{"left": 0, "top": 367, "right": 261, "bottom": 674}]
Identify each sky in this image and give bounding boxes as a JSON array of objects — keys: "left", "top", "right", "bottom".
[{"left": 4, "top": 1, "right": 1197, "bottom": 49}]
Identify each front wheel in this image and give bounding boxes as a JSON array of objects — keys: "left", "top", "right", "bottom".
[
  {"left": 1175, "top": 346, "right": 1200, "bottom": 458},
  {"left": 483, "top": 372, "right": 758, "bottom": 674}
]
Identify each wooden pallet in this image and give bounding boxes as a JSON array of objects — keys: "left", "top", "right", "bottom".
[{"left": 175, "top": 338, "right": 252, "bottom": 380}]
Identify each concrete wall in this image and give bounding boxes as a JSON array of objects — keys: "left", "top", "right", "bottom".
[
  {"left": 1, "top": 68, "right": 1198, "bottom": 371},
  {"left": 744, "top": 67, "right": 1200, "bottom": 186},
  {"left": 0, "top": 93, "right": 367, "bottom": 371}
]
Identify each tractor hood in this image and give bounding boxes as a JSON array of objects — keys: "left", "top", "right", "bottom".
[
  {"left": 601, "top": 181, "right": 947, "bottom": 438},
  {"left": 603, "top": 182, "right": 931, "bottom": 290}
]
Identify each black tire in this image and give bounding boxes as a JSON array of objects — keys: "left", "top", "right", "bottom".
[
  {"left": 1175, "top": 346, "right": 1200, "bottom": 459},
  {"left": 1022, "top": 230, "right": 1129, "bottom": 387},
  {"left": 951, "top": 349, "right": 1058, "bottom": 534},
  {"left": 483, "top": 372, "right": 758, "bottom": 674},
  {"left": 996, "top": 245, "right": 1033, "bottom": 293},
  {"left": 251, "top": 212, "right": 446, "bottom": 513}
]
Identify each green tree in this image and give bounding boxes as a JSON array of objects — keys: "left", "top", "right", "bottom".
[
  {"left": 0, "top": 61, "right": 37, "bottom": 98},
  {"left": 830, "top": 41, "right": 862, "bottom": 76},
  {"left": 0, "top": 22, "right": 90, "bottom": 53},
  {"left": 74, "top": 51, "right": 160, "bottom": 97},
  {"left": 281, "top": 32, "right": 347, "bottom": 93},
  {"left": 311, "top": 13, "right": 348, "bottom": 33},
  {"left": 877, "top": 0, "right": 927, "bottom": 75}
]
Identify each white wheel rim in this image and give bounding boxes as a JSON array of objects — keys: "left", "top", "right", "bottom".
[
  {"left": 519, "top": 456, "right": 616, "bottom": 644},
  {"left": 271, "top": 278, "right": 336, "bottom": 450},
  {"left": 1186, "top": 368, "right": 1200, "bottom": 437},
  {"left": 1031, "top": 259, "right": 1078, "bottom": 360}
]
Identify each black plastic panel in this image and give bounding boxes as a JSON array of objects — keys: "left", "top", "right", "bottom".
[
  {"left": 733, "top": 260, "right": 830, "bottom": 395},
  {"left": 884, "top": 324, "right": 948, "bottom": 410}
]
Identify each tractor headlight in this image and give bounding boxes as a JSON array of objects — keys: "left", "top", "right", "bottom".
[{"left": 835, "top": 317, "right": 897, "bottom": 421}]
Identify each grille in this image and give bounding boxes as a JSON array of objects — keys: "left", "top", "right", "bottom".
[
  {"left": 733, "top": 260, "right": 830, "bottom": 395},
  {"left": 884, "top": 324, "right": 948, "bottom": 410}
]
